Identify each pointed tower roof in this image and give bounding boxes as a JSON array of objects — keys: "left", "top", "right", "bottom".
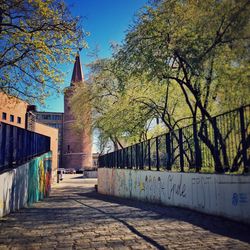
[{"left": 71, "top": 52, "right": 84, "bottom": 85}]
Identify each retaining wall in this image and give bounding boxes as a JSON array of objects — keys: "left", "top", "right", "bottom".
[
  {"left": 98, "top": 168, "right": 250, "bottom": 223},
  {"left": 0, "top": 152, "right": 52, "bottom": 217},
  {"left": 84, "top": 171, "right": 98, "bottom": 178}
]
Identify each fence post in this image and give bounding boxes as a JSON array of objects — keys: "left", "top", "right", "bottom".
[
  {"left": 179, "top": 128, "right": 184, "bottom": 172},
  {"left": 148, "top": 140, "right": 151, "bottom": 170},
  {"left": 116, "top": 150, "right": 119, "bottom": 168},
  {"left": 25, "top": 130, "right": 28, "bottom": 161},
  {"left": 138, "top": 143, "right": 141, "bottom": 169},
  {"left": 9, "top": 125, "right": 14, "bottom": 167},
  {"left": 121, "top": 150, "right": 124, "bottom": 168},
  {"left": 98, "top": 156, "right": 101, "bottom": 168},
  {"left": 141, "top": 142, "right": 144, "bottom": 170},
  {"left": 27, "top": 131, "right": 31, "bottom": 160},
  {"left": 126, "top": 147, "right": 129, "bottom": 168},
  {"left": 130, "top": 146, "right": 133, "bottom": 169},
  {"left": 239, "top": 107, "right": 248, "bottom": 173},
  {"left": 20, "top": 128, "right": 24, "bottom": 164},
  {"left": 108, "top": 154, "right": 111, "bottom": 168},
  {"left": 0, "top": 123, "right": 6, "bottom": 168},
  {"left": 193, "top": 122, "right": 201, "bottom": 172},
  {"left": 156, "top": 136, "right": 160, "bottom": 171},
  {"left": 135, "top": 144, "right": 139, "bottom": 169},
  {"left": 166, "top": 133, "right": 171, "bottom": 170},
  {"left": 112, "top": 152, "right": 114, "bottom": 168},
  {"left": 212, "top": 117, "right": 222, "bottom": 173},
  {"left": 16, "top": 127, "right": 20, "bottom": 165},
  {"left": 119, "top": 150, "right": 121, "bottom": 168},
  {"left": 104, "top": 155, "right": 107, "bottom": 168}
]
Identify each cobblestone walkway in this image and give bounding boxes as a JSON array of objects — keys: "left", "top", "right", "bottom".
[{"left": 0, "top": 175, "right": 250, "bottom": 250}]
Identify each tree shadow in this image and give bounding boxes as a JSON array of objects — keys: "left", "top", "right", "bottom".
[
  {"left": 1, "top": 182, "right": 250, "bottom": 249},
  {"left": 75, "top": 190, "right": 250, "bottom": 244}
]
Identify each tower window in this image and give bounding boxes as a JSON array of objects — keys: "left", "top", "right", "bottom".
[
  {"left": 17, "top": 117, "right": 21, "bottom": 124},
  {"left": 67, "top": 145, "right": 70, "bottom": 153}
]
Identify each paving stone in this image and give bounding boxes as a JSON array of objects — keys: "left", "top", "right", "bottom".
[
  {"left": 0, "top": 246, "right": 9, "bottom": 250},
  {"left": 0, "top": 174, "right": 249, "bottom": 250}
]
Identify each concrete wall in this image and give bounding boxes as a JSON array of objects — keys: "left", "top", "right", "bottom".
[
  {"left": 0, "top": 152, "right": 52, "bottom": 217},
  {"left": 98, "top": 168, "right": 250, "bottom": 224},
  {"left": 84, "top": 170, "right": 97, "bottom": 178}
]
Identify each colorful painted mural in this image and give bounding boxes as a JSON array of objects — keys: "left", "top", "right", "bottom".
[
  {"left": 98, "top": 168, "right": 250, "bottom": 224},
  {"left": 44, "top": 157, "right": 52, "bottom": 197},
  {"left": 27, "top": 153, "right": 52, "bottom": 204},
  {"left": 0, "top": 152, "right": 52, "bottom": 217}
]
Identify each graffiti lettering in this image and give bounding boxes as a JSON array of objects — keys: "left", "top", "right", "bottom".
[{"left": 167, "top": 175, "right": 186, "bottom": 200}]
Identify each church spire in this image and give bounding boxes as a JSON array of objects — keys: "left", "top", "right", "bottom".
[{"left": 71, "top": 51, "right": 84, "bottom": 85}]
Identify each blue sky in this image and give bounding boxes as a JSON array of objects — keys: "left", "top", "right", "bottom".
[{"left": 40, "top": 0, "right": 148, "bottom": 112}]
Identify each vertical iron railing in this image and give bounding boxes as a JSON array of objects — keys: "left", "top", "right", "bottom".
[
  {"left": 99, "top": 105, "right": 250, "bottom": 174},
  {"left": 0, "top": 122, "right": 51, "bottom": 171}
]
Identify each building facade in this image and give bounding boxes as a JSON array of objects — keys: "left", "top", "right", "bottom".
[
  {"left": 35, "top": 111, "right": 63, "bottom": 167},
  {"left": 0, "top": 92, "right": 28, "bottom": 129}
]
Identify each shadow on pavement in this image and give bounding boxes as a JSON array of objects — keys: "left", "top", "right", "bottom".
[
  {"left": 75, "top": 190, "right": 250, "bottom": 245},
  {"left": 1, "top": 181, "right": 250, "bottom": 250},
  {"left": 74, "top": 197, "right": 165, "bottom": 250},
  {"left": 68, "top": 175, "right": 84, "bottom": 179}
]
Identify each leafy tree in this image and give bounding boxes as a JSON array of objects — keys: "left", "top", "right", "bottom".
[
  {"left": 116, "top": 0, "right": 249, "bottom": 114},
  {"left": 70, "top": 57, "right": 191, "bottom": 153},
  {"left": 70, "top": 59, "right": 148, "bottom": 151},
  {"left": 114, "top": 0, "right": 250, "bottom": 171},
  {"left": 71, "top": 0, "right": 249, "bottom": 172},
  {"left": 0, "top": 0, "right": 87, "bottom": 104}
]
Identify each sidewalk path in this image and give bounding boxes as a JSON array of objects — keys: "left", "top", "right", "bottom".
[{"left": 0, "top": 174, "right": 250, "bottom": 250}]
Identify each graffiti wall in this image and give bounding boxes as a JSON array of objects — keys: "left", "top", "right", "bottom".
[
  {"left": 98, "top": 168, "right": 250, "bottom": 224},
  {"left": 0, "top": 152, "right": 52, "bottom": 217}
]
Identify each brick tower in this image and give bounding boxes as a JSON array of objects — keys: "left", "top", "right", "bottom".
[{"left": 62, "top": 53, "right": 92, "bottom": 170}]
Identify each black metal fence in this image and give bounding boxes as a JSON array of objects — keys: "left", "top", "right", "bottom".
[
  {"left": 99, "top": 105, "right": 250, "bottom": 174},
  {"left": 0, "top": 122, "right": 50, "bottom": 172}
]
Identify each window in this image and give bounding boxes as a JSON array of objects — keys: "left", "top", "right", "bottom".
[
  {"left": 51, "top": 115, "right": 61, "bottom": 120},
  {"left": 17, "top": 117, "right": 21, "bottom": 124},
  {"left": 56, "top": 115, "right": 62, "bottom": 120},
  {"left": 42, "top": 114, "right": 51, "bottom": 120},
  {"left": 2, "top": 112, "right": 6, "bottom": 120},
  {"left": 67, "top": 145, "right": 70, "bottom": 153},
  {"left": 10, "top": 115, "right": 14, "bottom": 122}
]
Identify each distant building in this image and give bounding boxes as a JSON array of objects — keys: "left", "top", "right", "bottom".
[
  {"left": 62, "top": 53, "right": 92, "bottom": 170},
  {"left": 35, "top": 111, "right": 63, "bottom": 167},
  {"left": 35, "top": 53, "right": 93, "bottom": 170}
]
